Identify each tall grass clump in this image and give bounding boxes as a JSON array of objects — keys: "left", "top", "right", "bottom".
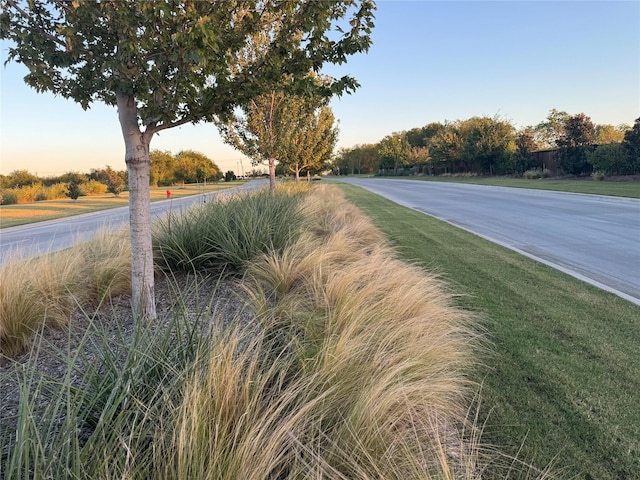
[
  {"left": 1, "top": 277, "right": 217, "bottom": 479},
  {"left": 228, "top": 185, "right": 487, "bottom": 477},
  {"left": 0, "top": 228, "right": 131, "bottom": 356},
  {"left": 153, "top": 185, "right": 309, "bottom": 273}
]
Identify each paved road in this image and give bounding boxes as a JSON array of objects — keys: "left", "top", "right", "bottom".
[
  {"left": 0, "top": 180, "right": 267, "bottom": 265},
  {"left": 338, "top": 178, "right": 640, "bottom": 305}
]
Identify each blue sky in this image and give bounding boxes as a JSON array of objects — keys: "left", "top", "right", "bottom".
[{"left": 1, "top": 1, "right": 638, "bottom": 176}]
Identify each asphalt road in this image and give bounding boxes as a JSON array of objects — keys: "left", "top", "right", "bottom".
[
  {"left": 0, "top": 180, "right": 267, "bottom": 265},
  {"left": 338, "top": 178, "right": 640, "bottom": 305}
]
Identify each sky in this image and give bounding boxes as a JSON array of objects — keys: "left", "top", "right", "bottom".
[{"left": 1, "top": 1, "right": 638, "bottom": 177}]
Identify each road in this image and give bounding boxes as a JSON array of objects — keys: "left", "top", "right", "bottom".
[
  {"left": 338, "top": 178, "right": 640, "bottom": 305},
  {"left": 0, "top": 180, "right": 267, "bottom": 265}
]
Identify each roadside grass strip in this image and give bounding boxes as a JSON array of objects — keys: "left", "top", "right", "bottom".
[
  {"left": 373, "top": 175, "right": 640, "bottom": 198},
  {"left": 337, "top": 183, "right": 640, "bottom": 479}
]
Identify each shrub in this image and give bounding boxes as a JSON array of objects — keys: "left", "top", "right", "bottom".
[
  {"left": 80, "top": 179, "right": 108, "bottom": 196},
  {"left": 0, "top": 190, "right": 18, "bottom": 205},
  {"left": 67, "top": 181, "right": 81, "bottom": 200},
  {"left": 591, "top": 170, "right": 606, "bottom": 181},
  {"left": 586, "top": 143, "right": 631, "bottom": 175},
  {"left": 524, "top": 168, "right": 542, "bottom": 179}
]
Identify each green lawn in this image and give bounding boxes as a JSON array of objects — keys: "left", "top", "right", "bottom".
[
  {"left": 356, "top": 175, "right": 640, "bottom": 198},
  {"left": 0, "top": 182, "right": 245, "bottom": 228},
  {"left": 338, "top": 183, "right": 640, "bottom": 479}
]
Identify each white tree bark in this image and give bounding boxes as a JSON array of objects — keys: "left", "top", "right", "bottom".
[{"left": 116, "top": 93, "right": 157, "bottom": 319}]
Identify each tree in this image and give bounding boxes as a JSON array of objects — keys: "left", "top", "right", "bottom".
[
  {"left": 557, "top": 113, "right": 596, "bottom": 175},
  {"left": 105, "top": 167, "right": 125, "bottom": 196},
  {"left": 377, "top": 132, "right": 411, "bottom": 174},
  {"left": 333, "top": 144, "right": 378, "bottom": 175},
  {"left": 533, "top": 109, "right": 571, "bottom": 149},
  {"left": 430, "top": 122, "right": 463, "bottom": 174},
  {"left": 58, "top": 171, "right": 87, "bottom": 186},
  {"left": 66, "top": 181, "right": 82, "bottom": 200},
  {"left": 595, "top": 124, "right": 628, "bottom": 144},
  {"left": 224, "top": 170, "right": 237, "bottom": 182},
  {"left": 586, "top": 143, "right": 630, "bottom": 175},
  {"left": 218, "top": 91, "right": 287, "bottom": 192},
  {"left": 622, "top": 118, "right": 640, "bottom": 174},
  {"left": 174, "top": 150, "right": 219, "bottom": 184},
  {"left": 513, "top": 129, "right": 540, "bottom": 175},
  {"left": 2, "top": 0, "right": 375, "bottom": 318},
  {"left": 278, "top": 100, "right": 338, "bottom": 181},
  {"left": 459, "top": 115, "right": 516, "bottom": 175},
  {"left": 150, "top": 150, "right": 176, "bottom": 187},
  {"left": 5, "top": 169, "right": 39, "bottom": 188}
]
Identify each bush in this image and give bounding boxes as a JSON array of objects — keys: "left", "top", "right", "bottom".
[
  {"left": 80, "top": 179, "right": 108, "bottom": 196},
  {"left": 1, "top": 190, "right": 18, "bottom": 205},
  {"left": 586, "top": 143, "right": 630, "bottom": 175},
  {"left": 524, "top": 168, "right": 542, "bottom": 179},
  {"left": 591, "top": 170, "right": 606, "bottom": 181},
  {"left": 67, "top": 181, "right": 81, "bottom": 200}
]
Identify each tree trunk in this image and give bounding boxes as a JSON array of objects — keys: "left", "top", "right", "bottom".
[
  {"left": 268, "top": 157, "right": 276, "bottom": 194},
  {"left": 116, "top": 92, "right": 156, "bottom": 320},
  {"left": 294, "top": 165, "right": 300, "bottom": 183}
]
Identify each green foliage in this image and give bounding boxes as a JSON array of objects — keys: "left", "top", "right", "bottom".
[
  {"left": 595, "top": 123, "right": 628, "bottom": 144},
  {"left": 105, "top": 168, "right": 125, "bottom": 196},
  {"left": 2, "top": 0, "right": 376, "bottom": 316},
  {"left": 532, "top": 108, "right": 571, "bottom": 149},
  {"left": 224, "top": 170, "right": 236, "bottom": 182},
  {"left": 175, "top": 150, "right": 219, "bottom": 184},
  {"left": 4, "top": 169, "right": 39, "bottom": 188},
  {"left": 79, "top": 179, "right": 108, "bottom": 196},
  {"left": 622, "top": 117, "right": 640, "bottom": 173},
  {"left": 57, "top": 171, "right": 88, "bottom": 186},
  {"left": 557, "top": 113, "right": 596, "bottom": 175},
  {"left": 333, "top": 143, "right": 379, "bottom": 175},
  {"left": 66, "top": 181, "right": 82, "bottom": 200},
  {"left": 153, "top": 188, "right": 307, "bottom": 272},
  {"left": 513, "top": 129, "right": 540, "bottom": 174},
  {"left": 586, "top": 143, "right": 631, "bottom": 175},
  {"left": 0, "top": 190, "right": 18, "bottom": 205},
  {"left": 377, "top": 131, "right": 411, "bottom": 173},
  {"left": 459, "top": 115, "right": 516, "bottom": 175}
]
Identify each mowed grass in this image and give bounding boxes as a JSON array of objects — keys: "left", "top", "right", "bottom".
[
  {"left": 0, "top": 182, "right": 245, "bottom": 228},
  {"left": 337, "top": 183, "right": 640, "bottom": 479},
  {"left": 372, "top": 175, "right": 640, "bottom": 198}
]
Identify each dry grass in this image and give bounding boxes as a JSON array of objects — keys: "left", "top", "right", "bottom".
[
  {"left": 165, "top": 185, "right": 487, "bottom": 478},
  {"left": 1, "top": 184, "right": 558, "bottom": 478},
  {"left": 0, "top": 228, "right": 131, "bottom": 356}
]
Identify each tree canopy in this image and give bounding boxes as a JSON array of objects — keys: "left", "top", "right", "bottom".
[{"left": 1, "top": 0, "right": 376, "bottom": 318}]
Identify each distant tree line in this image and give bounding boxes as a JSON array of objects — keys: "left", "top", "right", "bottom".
[
  {"left": 332, "top": 111, "right": 639, "bottom": 178},
  {"left": 0, "top": 151, "right": 220, "bottom": 205}
]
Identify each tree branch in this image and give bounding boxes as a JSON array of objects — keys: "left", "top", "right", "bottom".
[{"left": 6, "top": 0, "right": 67, "bottom": 48}]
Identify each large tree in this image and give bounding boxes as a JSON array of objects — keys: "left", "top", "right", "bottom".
[
  {"left": 459, "top": 115, "right": 516, "bottom": 175},
  {"left": 556, "top": 113, "right": 596, "bottom": 175},
  {"left": 377, "top": 132, "right": 411, "bottom": 174},
  {"left": 1, "top": 0, "right": 375, "bottom": 318}
]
